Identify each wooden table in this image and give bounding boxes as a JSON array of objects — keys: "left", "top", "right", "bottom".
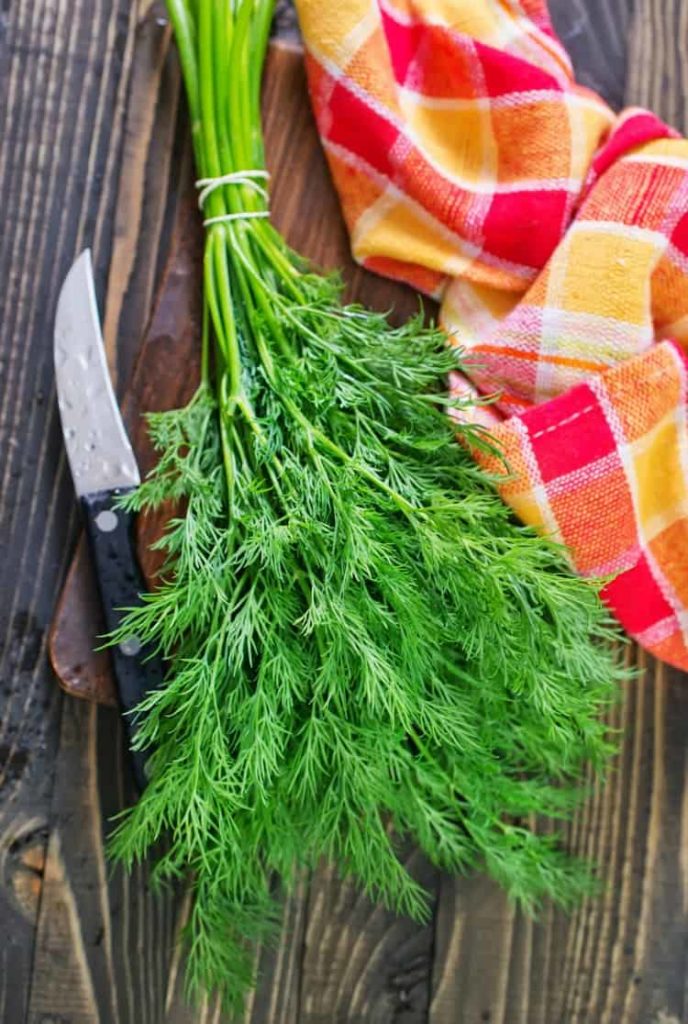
[{"left": 1, "top": 2, "right": 687, "bottom": 1022}]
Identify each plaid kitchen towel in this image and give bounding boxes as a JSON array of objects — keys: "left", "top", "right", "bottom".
[{"left": 295, "top": 0, "right": 688, "bottom": 669}]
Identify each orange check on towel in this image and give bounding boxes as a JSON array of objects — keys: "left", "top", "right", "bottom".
[{"left": 295, "top": 0, "right": 688, "bottom": 670}]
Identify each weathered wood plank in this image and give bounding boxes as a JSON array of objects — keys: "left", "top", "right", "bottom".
[
  {"left": 0, "top": 0, "right": 144, "bottom": 1019},
  {"left": 299, "top": 853, "right": 438, "bottom": 1024},
  {"left": 101, "top": 0, "right": 185, "bottom": 392},
  {"left": 5, "top": 2, "right": 688, "bottom": 1023},
  {"left": 26, "top": 699, "right": 175, "bottom": 1024},
  {"left": 626, "top": 0, "right": 688, "bottom": 130},
  {"left": 41, "top": 705, "right": 179, "bottom": 1024},
  {"left": 167, "top": 878, "right": 310, "bottom": 1024},
  {"left": 550, "top": 0, "right": 634, "bottom": 109},
  {"left": 274, "top": 0, "right": 300, "bottom": 42},
  {"left": 25, "top": 4, "right": 191, "bottom": 1021},
  {"left": 429, "top": 0, "right": 688, "bottom": 1019},
  {"left": 429, "top": 657, "right": 688, "bottom": 1024}
]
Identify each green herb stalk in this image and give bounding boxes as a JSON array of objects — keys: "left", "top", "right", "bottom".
[{"left": 110, "top": 0, "right": 623, "bottom": 1011}]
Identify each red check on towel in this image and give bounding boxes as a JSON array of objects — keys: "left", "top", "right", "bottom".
[{"left": 295, "top": 0, "right": 688, "bottom": 670}]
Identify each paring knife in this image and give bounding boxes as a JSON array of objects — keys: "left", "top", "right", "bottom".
[{"left": 54, "top": 249, "right": 164, "bottom": 791}]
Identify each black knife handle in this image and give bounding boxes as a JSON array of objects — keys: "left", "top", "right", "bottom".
[{"left": 81, "top": 488, "right": 164, "bottom": 792}]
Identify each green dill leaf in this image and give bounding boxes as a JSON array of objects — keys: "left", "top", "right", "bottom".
[{"left": 108, "top": 0, "right": 628, "bottom": 1012}]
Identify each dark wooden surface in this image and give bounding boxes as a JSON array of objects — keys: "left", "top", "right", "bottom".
[{"left": 1, "top": 2, "right": 688, "bottom": 1023}]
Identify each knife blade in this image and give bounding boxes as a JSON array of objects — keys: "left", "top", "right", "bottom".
[{"left": 55, "top": 249, "right": 163, "bottom": 792}]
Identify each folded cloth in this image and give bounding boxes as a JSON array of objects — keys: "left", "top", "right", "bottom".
[{"left": 294, "top": 0, "right": 688, "bottom": 670}]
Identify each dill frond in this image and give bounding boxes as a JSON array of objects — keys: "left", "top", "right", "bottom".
[{"left": 109, "top": 0, "right": 626, "bottom": 1012}]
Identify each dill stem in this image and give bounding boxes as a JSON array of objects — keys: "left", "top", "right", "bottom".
[
  {"left": 166, "top": 0, "right": 199, "bottom": 120},
  {"left": 198, "top": 1, "right": 222, "bottom": 204},
  {"left": 255, "top": 226, "right": 305, "bottom": 296},
  {"left": 211, "top": 2, "right": 232, "bottom": 174},
  {"left": 203, "top": 241, "right": 225, "bottom": 365},
  {"left": 228, "top": 230, "right": 281, "bottom": 382},
  {"left": 200, "top": 300, "right": 210, "bottom": 386},
  {"left": 231, "top": 236, "right": 295, "bottom": 369},
  {"left": 212, "top": 231, "right": 242, "bottom": 405}
]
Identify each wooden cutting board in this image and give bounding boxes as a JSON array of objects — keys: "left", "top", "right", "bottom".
[{"left": 49, "top": 42, "right": 425, "bottom": 707}]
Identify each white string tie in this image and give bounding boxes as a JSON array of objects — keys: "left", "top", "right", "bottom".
[{"left": 195, "top": 170, "right": 271, "bottom": 227}]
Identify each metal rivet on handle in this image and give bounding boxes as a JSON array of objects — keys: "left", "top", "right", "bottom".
[
  {"left": 119, "top": 636, "right": 142, "bottom": 657},
  {"left": 95, "top": 509, "right": 118, "bottom": 533}
]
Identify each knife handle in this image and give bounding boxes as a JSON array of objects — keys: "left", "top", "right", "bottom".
[{"left": 81, "top": 488, "right": 164, "bottom": 792}]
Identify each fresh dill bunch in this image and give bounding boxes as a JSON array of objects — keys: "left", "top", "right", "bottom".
[{"left": 109, "top": 0, "right": 625, "bottom": 1012}]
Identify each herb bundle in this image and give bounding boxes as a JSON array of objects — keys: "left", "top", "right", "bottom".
[{"left": 111, "top": 0, "right": 622, "bottom": 1010}]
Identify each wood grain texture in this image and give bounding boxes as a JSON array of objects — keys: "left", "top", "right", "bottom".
[
  {"left": 428, "top": 655, "right": 688, "bottom": 1024},
  {"left": 550, "top": 0, "right": 633, "bottom": 109},
  {"left": 166, "top": 878, "right": 309, "bottom": 1024},
  {"left": 273, "top": 0, "right": 300, "bottom": 42},
  {"left": 425, "top": 5, "right": 688, "bottom": 1021},
  {"left": 100, "top": 0, "right": 185, "bottom": 392},
  {"left": 0, "top": 0, "right": 143, "bottom": 1018},
  {"left": 626, "top": 0, "right": 688, "bottom": 129},
  {"left": 25, "top": 5, "right": 198, "bottom": 1022},
  {"left": 3, "top": 2, "right": 688, "bottom": 1023},
  {"left": 27, "top": 699, "right": 177, "bottom": 1024},
  {"left": 299, "top": 852, "right": 437, "bottom": 1024}
]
